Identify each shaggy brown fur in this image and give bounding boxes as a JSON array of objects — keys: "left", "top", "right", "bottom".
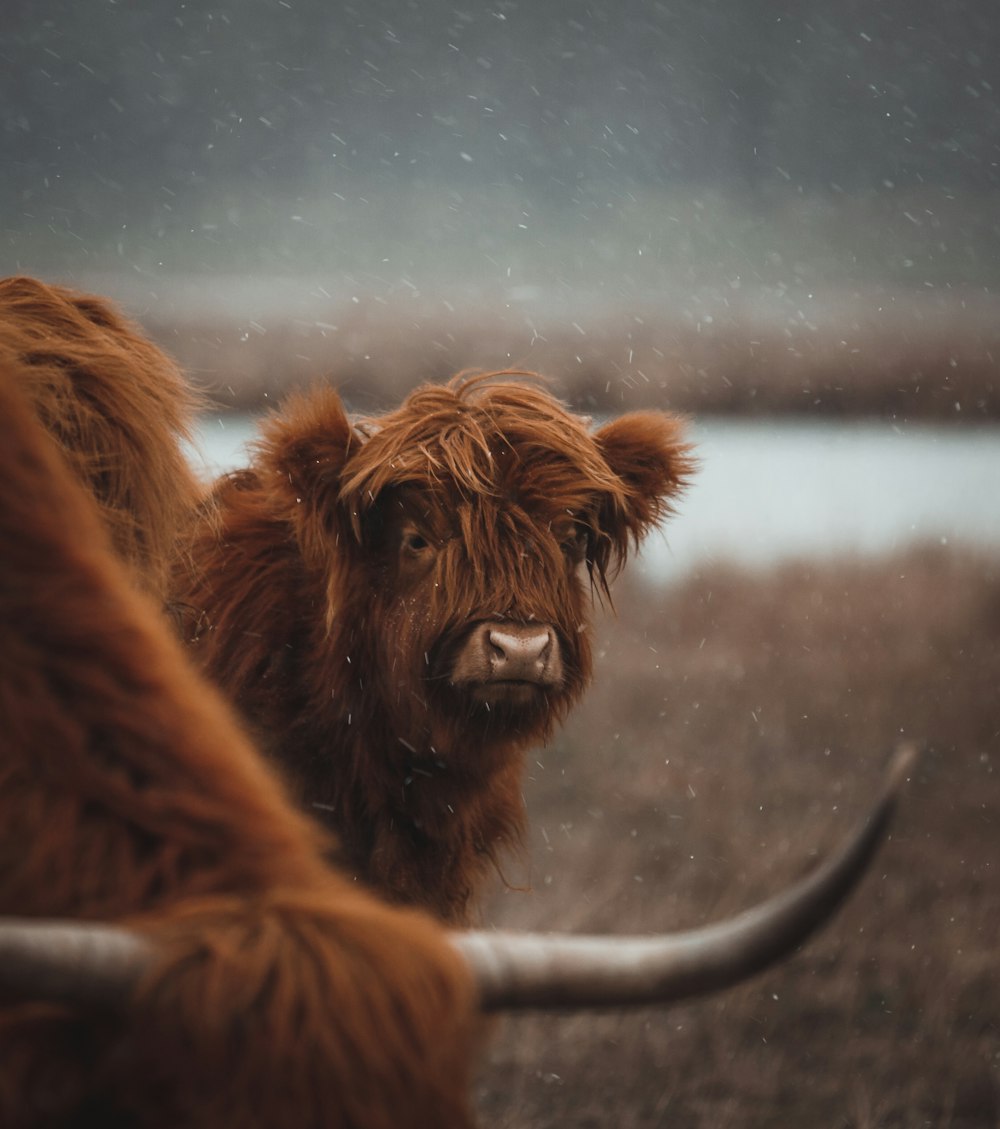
[
  {"left": 0, "top": 353, "right": 478, "bottom": 1126},
  {"left": 0, "top": 276, "right": 693, "bottom": 925},
  {"left": 0, "top": 276, "right": 202, "bottom": 603},
  {"left": 176, "top": 376, "right": 694, "bottom": 921}
]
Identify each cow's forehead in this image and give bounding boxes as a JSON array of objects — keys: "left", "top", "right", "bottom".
[{"left": 344, "top": 380, "right": 624, "bottom": 514}]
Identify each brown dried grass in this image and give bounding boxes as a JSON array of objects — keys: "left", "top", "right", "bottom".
[
  {"left": 475, "top": 545, "right": 1000, "bottom": 1128},
  {"left": 140, "top": 290, "right": 1000, "bottom": 421},
  {"left": 139, "top": 290, "right": 999, "bottom": 1120}
]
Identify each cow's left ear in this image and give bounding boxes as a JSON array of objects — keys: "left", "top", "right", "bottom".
[
  {"left": 259, "top": 385, "right": 358, "bottom": 503},
  {"left": 256, "top": 385, "right": 364, "bottom": 560},
  {"left": 593, "top": 411, "right": 695, "bottom": 565}
]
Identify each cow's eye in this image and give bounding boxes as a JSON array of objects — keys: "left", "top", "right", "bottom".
[
  {"left": 561, "top": 527, "right": 589, "bottom": 561},
  {"left": 401, "top": 529, "right": 431, "bottom": 555}
]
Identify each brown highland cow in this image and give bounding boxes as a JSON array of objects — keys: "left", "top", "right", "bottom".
[
  {"left": 176, "top": 379, "right": 693, "bottom": 920},
  {"left": 0, "top": 275, "right": 694, "bottom": 924}
]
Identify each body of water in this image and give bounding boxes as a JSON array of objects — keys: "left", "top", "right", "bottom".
[{"left": 191, "top": 416, "right": 1000, "bottom": 577}]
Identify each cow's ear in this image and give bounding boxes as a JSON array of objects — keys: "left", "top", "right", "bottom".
[
  {"left": 258, "top": 386, "right": 358, "bottom": 500},
  {"left": 592, "top": 411, "right": 695, "bottom": 569},
  {"left": 256, "top": 386, "right": 362, "bottom": 553}
]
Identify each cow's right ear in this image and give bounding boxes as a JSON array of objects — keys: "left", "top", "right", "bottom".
[
  {"left": 592, "top": 410, "right": 696, "bottom": 574},
  {"left": 255, "top": 386, "right": 363, "bottom": 557}
]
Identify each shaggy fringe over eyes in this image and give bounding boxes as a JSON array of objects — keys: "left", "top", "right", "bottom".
[
  {"left": 336, "top": 371, "right": 692, "bottom": 589},
  {"left": 340, "top": 372, "right": 622, "bottom": 501}
]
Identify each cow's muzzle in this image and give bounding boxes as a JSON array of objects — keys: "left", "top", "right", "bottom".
[{"left": 449, "top": 622, "right": 563, "bottom": 698}]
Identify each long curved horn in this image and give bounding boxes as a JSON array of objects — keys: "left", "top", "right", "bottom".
[
  {"left": 454, "top": 744, "right": 917, "bottom": 1011},
  {"left": 0, "top": 746, "right": 916, "bottom": 1014},
  {"left": 0, "top": 919, "right": 152, "bottom": 1009}
]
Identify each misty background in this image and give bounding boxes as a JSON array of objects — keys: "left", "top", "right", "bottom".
[{"left": 3, "top": 0, "right": 999, "bottom": 299}]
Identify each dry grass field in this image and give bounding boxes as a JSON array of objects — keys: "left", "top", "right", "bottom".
[
  {"left": 97, "top": 290, "right": 1000, "bottom": 1122},
  {"left": 473, "top": 546, "right": 999, "bottom": 1128},
  {"left": 152, "top": 296, "right": 996, "bottom": 1124},
  {"left": 136, "top": 287, "right": 1000, "bottom": 421}
]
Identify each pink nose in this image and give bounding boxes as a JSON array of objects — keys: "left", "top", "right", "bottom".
[
  {"left": 488, "top": 626, "right": 553, "bottom": 678},
  {"left": 449, "top": 621, "right": 564, "bottom": 688}
]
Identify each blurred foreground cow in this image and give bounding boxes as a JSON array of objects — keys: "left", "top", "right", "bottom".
[
  {"left": 0, "top": 349, "right": 480, "bottom": 1127},
  {"left": 0, "top": 276, "right": 202, "bottom": 606},
  {"left": 0, "top": 279, "right": 914, "bottom": 1126}
]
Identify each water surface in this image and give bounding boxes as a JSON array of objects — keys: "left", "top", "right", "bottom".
[{"left": 192, "top": 416, "right": 1000, "bottom": 578}]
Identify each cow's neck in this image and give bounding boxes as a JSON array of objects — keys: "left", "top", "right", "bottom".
[{"left": 307, "top": 722, "right": 526, "bottom": 924}]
